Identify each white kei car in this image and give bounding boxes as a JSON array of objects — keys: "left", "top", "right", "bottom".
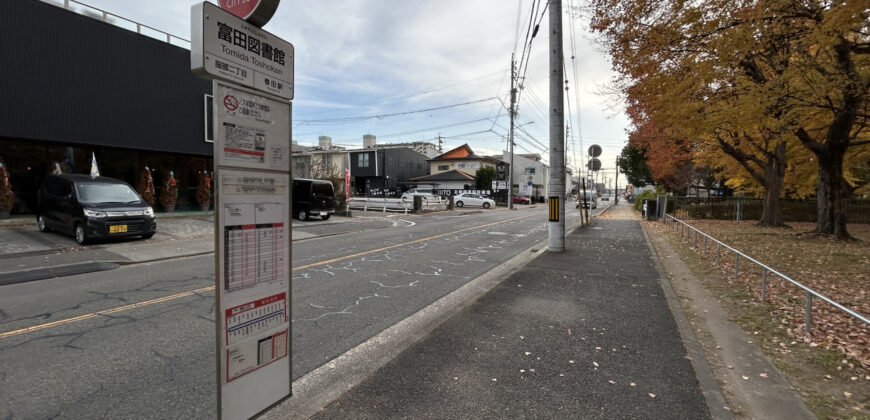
[{"left": 453, "top": 193, "right": 495, "bottom": 209}]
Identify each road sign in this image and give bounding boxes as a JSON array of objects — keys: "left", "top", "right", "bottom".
[
  {"left": 491, "top": 180, "right": 507, "bottom": 190},
  {"left": 219, "top": 0, "right": 279, "bottom": 27},
  {"left": 192, "top": 1, "right": 294, "bottom": 100},
  {"left": 588, "top": 144, "right": 602, "bottom": 158},
  {"left": 587, "top": 158, "right": 602, "bottom": 171}
]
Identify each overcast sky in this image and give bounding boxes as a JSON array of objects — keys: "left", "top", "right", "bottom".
[{"left": 62, "top": 0, "right": 628, "bottom": 185}]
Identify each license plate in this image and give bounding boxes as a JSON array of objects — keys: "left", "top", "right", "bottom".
[
  {"left": 110, "top": 225, "right": 127, "bottom": 233},
  {"left": 319, "top": 211, "right": 328, "bottom": 216}
]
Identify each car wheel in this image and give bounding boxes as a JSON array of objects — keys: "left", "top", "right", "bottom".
[
  {"left": 455, "top": 201, "right": 464, "bottom": 208},
  {"left": 321, "top": 214, "right": 331, "bottom": 220},
  {"left": 37, "top": 215, "right": 51, "bottom": 232},
  {"left": 297, "top": 209, "right": 308, "bottom": 221},
  {"left": 483, "top": 202, "right": 490, "bottom": 209},
  {"left": 74, "top": 223, "right": 89, "bottom": 245},
  {"left": 141, "top": 233, "right": 154, "bottom": 240}
]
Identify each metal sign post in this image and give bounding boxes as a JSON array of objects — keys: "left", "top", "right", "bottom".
[{"left": 192, "top": 2, "right": 294, "bottom": 419}]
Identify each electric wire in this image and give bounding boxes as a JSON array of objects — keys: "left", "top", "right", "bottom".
[{"left": 295, "top": 97, "right": 499, "bottom": 124}]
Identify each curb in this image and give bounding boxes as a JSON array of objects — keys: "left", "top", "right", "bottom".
[{"left": 0, "top": 262, "right": 119, "bottom": 286}]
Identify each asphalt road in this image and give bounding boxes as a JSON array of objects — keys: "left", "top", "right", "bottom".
[{"left": 0, "top": 203, "right": 605, "bottom": 419}]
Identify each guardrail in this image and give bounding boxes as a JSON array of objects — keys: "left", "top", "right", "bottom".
[
  {"left": 347, "top": 197, "right": 448, "bottom": 213},
  {"left": 663, "top": 214, "right": 870, "bottom": 335},
  {"left": 42, "top": 0, "right": 191, "bottom": 48}
]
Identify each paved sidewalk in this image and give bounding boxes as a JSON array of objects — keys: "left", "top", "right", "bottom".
[{"left": 307, "top": 203, "right": 723, "bottom": 419}]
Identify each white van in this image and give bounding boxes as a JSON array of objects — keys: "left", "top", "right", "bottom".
[
  {"left": 576, "top": 191, "right": 598, "bottom": 209},
  {"left": 401, "top": 188, "right": 437, "bottom": 201}
]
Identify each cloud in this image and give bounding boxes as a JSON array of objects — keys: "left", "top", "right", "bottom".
[{"left": 76, "top": 0, "right": 628, "bottom": 174}]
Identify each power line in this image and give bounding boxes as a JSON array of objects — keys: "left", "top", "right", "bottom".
[
  {"left": 377, "top": 118, "right": 491, "bottom": 139},
  {"left": 295, "top": 97, "right": 499, "bottom": 125}
]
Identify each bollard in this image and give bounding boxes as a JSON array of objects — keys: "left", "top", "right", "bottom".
[
  {"left": 805, "top": 292, "right": 813, "bottom": 334},
  {"left": 735, "top": 255, "right": 740, "bottom": 281},
  {"left": 761, "top": 268, "right": 767, "bottom": 302}
]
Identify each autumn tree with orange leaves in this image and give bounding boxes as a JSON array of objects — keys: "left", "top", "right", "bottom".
[{"left": 587, "top": 0, "right": 870, "bottom": 237}]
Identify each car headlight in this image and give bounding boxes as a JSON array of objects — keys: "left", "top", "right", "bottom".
[
  {"left": 83, "top": 208, "right": 107, "bottom": 218},
  {"left": 144, "top": 207, "right": 154, "bottom": 216}
]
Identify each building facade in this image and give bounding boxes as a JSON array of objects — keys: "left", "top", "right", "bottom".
[
  {"left": 427, "top": 144, "right": 501, "bottom": 177},
  {"left": 1, "top": 0, "right": 213, "bottom": 213},
  {"left": 349, "top": 147, "right": 429, "bottom": 196}
]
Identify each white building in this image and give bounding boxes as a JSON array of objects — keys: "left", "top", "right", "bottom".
[{"left": 502, "top": 152, "right": 549, "bottom": 201}]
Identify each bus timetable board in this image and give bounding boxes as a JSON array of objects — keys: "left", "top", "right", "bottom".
[
  {"left": 211, "top": 80, "right": 292, "bottom": 420},
  {"left": 193, "top": 2, "right": 294, "bottom": 417}
]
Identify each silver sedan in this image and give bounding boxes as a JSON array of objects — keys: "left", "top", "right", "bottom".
[{"left": 452, "top": 193, "right": 495, "bottom": 209}]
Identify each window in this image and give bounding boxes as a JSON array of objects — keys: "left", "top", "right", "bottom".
[
  {"left": 358, "top": 153, "right": 370, "bottom": 168},
  {"left": 524, "top": 168, "right": 535, "bottom": 174},
  {"left": 438, "top": 165, "right": 449, "bottom": 171}
]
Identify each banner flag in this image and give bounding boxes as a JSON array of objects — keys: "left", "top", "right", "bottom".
[{"left": 90, "top": 152, "right": 100, "bottom": 177}]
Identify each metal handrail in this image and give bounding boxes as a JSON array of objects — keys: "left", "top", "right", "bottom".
[
  {"left": 663, "top": 214, "right": 870, "bottom": 334},
  {"left": 43, "top": 0, "right": 191, "bottom": 48}
]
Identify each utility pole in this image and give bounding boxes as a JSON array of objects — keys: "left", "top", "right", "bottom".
[
  {"left": 548, "top": 0, "right": 565, "bottom": 252},
  {"left": 614, "top": 155, "right": 620, "bottom": 205},
  {"left": 436, "top": 134, "right": 443, "bottom": 152},
  {"left": 508, "top": 53, "right": 517, "bottom": 210},
  {"left": 581, "top": 159, "right": 590, "bottom": 225}
]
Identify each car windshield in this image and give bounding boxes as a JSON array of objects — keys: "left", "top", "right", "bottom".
[{"left": 76, "top": 183, "right": 141, "bottom": 204}]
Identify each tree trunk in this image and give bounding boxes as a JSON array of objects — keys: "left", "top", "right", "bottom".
[
  {"left": 813, "top": 153, "right": 852, "bottom": 239},
  {"left": 758, "top": 142, "right": 786, "bottom": 226}
]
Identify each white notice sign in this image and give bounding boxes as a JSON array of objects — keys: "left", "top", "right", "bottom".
[
  {"left": 214, "top": 82, "right": 290, "bottom": 172},
  {"left": 217, "top": 169, "right": 291, "bottom": 420}
]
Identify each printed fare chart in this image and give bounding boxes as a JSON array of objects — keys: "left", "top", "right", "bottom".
[
  {"left": 223, "top": 202, "right": 285, "bottom": 291},
  {"left": 225, "top": 293, "right": 288, "bottom": 381}
]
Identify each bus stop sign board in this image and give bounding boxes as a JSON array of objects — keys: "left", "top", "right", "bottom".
[{"left": 192, "top": 1, "right": 294, "bottom": 100}]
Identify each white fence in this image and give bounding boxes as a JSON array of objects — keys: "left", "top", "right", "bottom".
[{"left": 347, "top": 197, "right": 448, "bottom": 213}]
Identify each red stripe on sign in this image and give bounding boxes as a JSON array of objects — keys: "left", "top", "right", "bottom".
[{"left": 224, "top": 147, "right": 265, "bottom": 157}]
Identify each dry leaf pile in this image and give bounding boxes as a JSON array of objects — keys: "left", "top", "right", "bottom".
[{"left": 649, "top": 220, "right": 870, "bottom": 370}]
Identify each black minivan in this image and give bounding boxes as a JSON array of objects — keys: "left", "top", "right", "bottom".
[
  {"left": 292, "top": 178, "right": 335, "bottom": 221},
  {"left": 37, "top": 174, "right": 157, "bottom": 244}
]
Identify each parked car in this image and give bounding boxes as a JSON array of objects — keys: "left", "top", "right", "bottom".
[
  {"left": 512, "top": 195, "right": 531, "bottom": 205},
  {"left": 601, "top": 194, "right": 610, "bottom": 201},
  {"left": 453, "top": 193, "right": 495, "bottom": 209},
  {"left": 292, "top": 178, "right": 335, "bottom": 221},
  {"left": 401, "top": 188, "right": 437, "bottom": 201},
  {"left": 576, "top": 191, "right": 598, "bottom": 209},
  {"left": 36, "top": 174, "right": 156, "bottom": 245}
]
